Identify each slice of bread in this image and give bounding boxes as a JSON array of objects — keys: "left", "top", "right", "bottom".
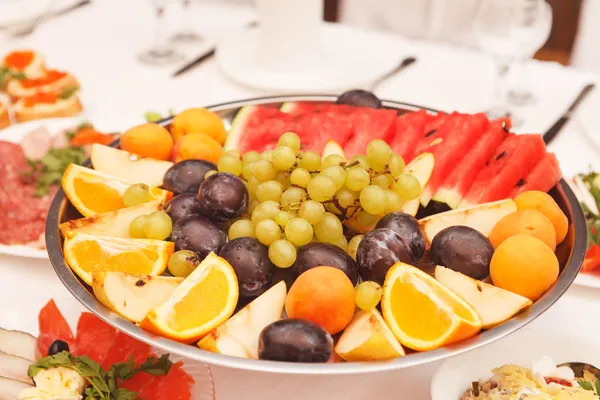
[
  {"left": 6, "top": 70, "right": 79, "bottom": 100},
  {"left": 13, "top": 92, "right": 83, "bottom": 122},
  {"left": 2, "top": 50, "right": 45, "bottom": 78},
  {"left": 0, "top": 101, "right": 10, "bottom": 129}
]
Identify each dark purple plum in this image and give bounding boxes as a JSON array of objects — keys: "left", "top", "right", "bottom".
[
  {"left": 171, "top": 215, "right": 227, "bottom": 261},
  {"left": 430, "top": 226, "right": 493, "bottom": 280},
  {"left": 293, "top": 242, "right": 359, "bottom": 285},
  {"left": 219, "top": 237, "right": 274, "bottom": 299},
  {"left": 356, "top": 228, "right": 413, "bottom": 284},
  {"left": 163, "top": 159, "right": 216, "bottom": 195},
  {"left": 336, "top": 89, "right": 381, "bottom": 109},
  {"left": 197, "top": 172, "right": 248, "bottom": 222},
  {"left": 376, "top": 212, "right": 426, "bottom": 262},
  {"left": 258, "top": 319, "right": 333, "bottom": 363},
  {"left": 163, "top": 193, "right": 202, "bottom": 224}
]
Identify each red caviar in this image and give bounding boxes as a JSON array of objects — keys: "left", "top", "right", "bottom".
[
  {"left": 22, "top": 92, "right": 59, "bottom": 108},
  {"left": 20, "top": 70, "right": 67, "bottom": 89},
  {"left": 544, "top": 377, "right": 573, "bottom": 387},
  {"left": 3, "top": 50, "right": 34, "bottom": 70}
]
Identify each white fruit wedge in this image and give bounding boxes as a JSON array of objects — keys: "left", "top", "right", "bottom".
[
  {"left": 0, "top": 351, "right": 31, "bottom": 384},
  {"left": 0, "top": 329, "right": 36, "bottom": 362},
  {"left": 59, "top": 199, "right": 163, "bottom": 238},
  {"left": 92, "top": 272, "right": 183, "bottom": 323},
  {"left": 198, "top": 281, "right": 286, "bottom": 359},
  {"left": 0, "top": 376, "right": 32, "bottom": 399},
  {"left": 335, "top": 308, "right": 405, "bottom": 361},
  {"left": 322, "top": 140, "right": 346, "bottom": 161},
  {"left": 419, "top": 199, "right": 517, "bottom": 244},
  {"left": 401, "top": 152, "right": 435, "bottom": 216},
  {"left": 90, "top": 144, "right": 173, "bottom": 187},
  {"left": 434, "top": 266, "right": 532, "bottom": 329}
]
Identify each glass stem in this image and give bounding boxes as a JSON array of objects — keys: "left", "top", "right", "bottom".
[{"left": 151, "top": 7, "right": 171, "bottom": 56}]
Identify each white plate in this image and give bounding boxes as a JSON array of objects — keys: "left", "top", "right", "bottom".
[
  {"left": 575, "top": 273, "right": 600, "bottom": 289},
  {"left": 215, "top": 23, "right": 407, "bottom": 92},
  {"left": 431, "top": 328, "right": 600, "bottom": 400}
]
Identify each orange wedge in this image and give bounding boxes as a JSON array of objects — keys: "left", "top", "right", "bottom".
[
  {"left": 381, "top": 262, "right": 482, "bottom": 351},
  {"left": 63, "top": 231, "right": 173, "bottom": 286},
  {"left": 62, "top": 164, "right": 172, "bottom": 217}
]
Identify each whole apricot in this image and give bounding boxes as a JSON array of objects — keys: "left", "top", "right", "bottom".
[
  {"left": 490, "top": 234, "right": 559, "bottom": 301},
  {"left": 173, "top": 132, "right": 223, "bottom": 165},
  {"left": 171, "top": 108, "right": 227, "bottom": 144},
  {"left": 489, "top": 209, "right": 556, "bottom": 251},
  {"left": 285, "top": 266, "right": 356, "bottom": 335},
  {"left": 514, "top": 190, "right": 569, "bottom": 244},
  {"left": 120, "top": 123, "right": 173, "bottom": 161}
]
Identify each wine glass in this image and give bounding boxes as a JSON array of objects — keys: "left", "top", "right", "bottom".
[
  {"left": 139, "top": 0, "right": 185, "bottom": 66},
  {"left": 473, "top": 0, "right": 553, "bottom": 123},
  {"left": 171, "top": 0, "right": 203, "bottom": 43}
]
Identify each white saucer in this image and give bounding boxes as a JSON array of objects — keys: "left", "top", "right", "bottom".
[{"left": 215, "top": 23, "right": 408, "bottom": 93}]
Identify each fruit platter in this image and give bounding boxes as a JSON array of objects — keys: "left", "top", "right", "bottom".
[{"left": 45, "top": 93, "right": 586, "bottom": 374}]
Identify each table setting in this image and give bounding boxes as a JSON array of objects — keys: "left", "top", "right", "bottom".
[{"left": 1, "top": 0, "right": 600, "bottom": 399}]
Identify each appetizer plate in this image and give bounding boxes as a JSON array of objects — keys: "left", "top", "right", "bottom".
[
  {"left": 46, "top": 95, "right": 587, "bottom": 375},
  {"left": 574, "top": 273, "right": 600, "bottom": 289},
  {"left": 430, "top": 328, "right": 600, "bottom": 400}
]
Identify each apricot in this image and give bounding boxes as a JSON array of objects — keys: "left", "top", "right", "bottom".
[
  {"left": 489, "top": 209, "right": 556, "bottom": 251},
  {"left": 171, "top": 108, "right": 227, "bottom": 144},
  {"left": 490, "top": 234, "right": 559, "bottom": 301},
  {"left": 285, "top": 266, "right": 355, "bottom": 335},
  {"left": 514, "top": 190, "right": 569, "bottom": 244},
  {"left": 173, "top": 132, "right": 223, "bottom": 165},
  {"left": 120, "top": 123, "right": 173, "bottom": 161}
]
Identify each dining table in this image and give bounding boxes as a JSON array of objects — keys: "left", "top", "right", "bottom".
[{"left": 1, "top": 0, "right": 600, "bottom": 399}]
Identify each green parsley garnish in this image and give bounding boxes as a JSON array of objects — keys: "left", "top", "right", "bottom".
[
  {"left": 0, "top": 67, "right": 25, "bottom": 87},
  {"left": 144, "top": 108, "right": 174, "bottom": 123},
  {"left": 578, "top": 170, "right": 600, "bottom": 247},
  {"left": 22, "top": 147, "right": 86, "bottom": 197},
  {"left": 59, "top": 86, "right": 79, "bottom": 100}
]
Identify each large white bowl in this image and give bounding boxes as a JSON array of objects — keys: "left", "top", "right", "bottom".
[{"left": 430, "top": 329, "right": 600, "bottom": 400}]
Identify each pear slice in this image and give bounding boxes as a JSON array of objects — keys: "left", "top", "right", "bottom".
[
  {"left": 401, "top": 152, "right": 435, "bottom": 216},
  {"left": 322, "top": 140, "right": 346, "bottom": 161},
  {"left": 335, "top": 308, "right": 405, "bottom": 361},
  {"left": 90, "top": 144, "right": 173, "bottom": 187},
  {"left": 419, "top": 199, "right": 517, "bottom": 243},
  {"left": 59, "top": 200, "right": 163, "bottom": 238},
  {"left": 0, "top": 351, "right": 32, "bottom": 384},
  {"left": 0, "top": 329, "right": 36, "bottom": 362},
  {"left": 0, "top": 376, "right": 32, "bottom": 399},
  {"left": 434, "top": 266, "right": 532, "bottom": 329},
  {"left": 198, "top": 281, "right": 286, "bottom": 359},
  {"left": 92, "top": 272, "right": 183, "bottom": 323}
]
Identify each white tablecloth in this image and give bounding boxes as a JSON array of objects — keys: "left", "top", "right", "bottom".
[{"left": 1, "top": 1, "right": 600, "bottom": 399}]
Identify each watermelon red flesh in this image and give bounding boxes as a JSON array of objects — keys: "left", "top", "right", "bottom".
[
  {"left": 390, "top": 110, "right": 436, "bottom": 162},
  {"left": 460, "top": 133, "right": 547, "bottom": 207},
  {"left": 37, "top": 299, "right": 75, "bottom": 358},
  {"left": 342, "top": 108, "right": 397, "bottom": 158},
  {"left": 508, "top": 152, "right": 561, "bottom": 197},
  {"left": 291, "top": 112, "right": 354, "bottom": 153},
  {"left": 415, "top": 113, "right": 490, "bottom": 207},
  {"left": 101, "top": 331, "right": 151, "bottom": 371},
  {"left": 74, "top": 313, "right": 118, "bottom": 365},
  {"left": 227, "top": 106, "right": 293, "bottom": 154},
  {"left": 432, "top": 119, "right": 509, "bottom": 209},
  {"left": 280, "top": 102, "right": 355, "bottom": 116}
]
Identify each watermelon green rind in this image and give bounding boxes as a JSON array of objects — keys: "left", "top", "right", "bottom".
[
  {"left": 224, "top": 105, "right": 259, "bottom": 151},
  {"left": 508, "top": 152, "right": 561, "bottom": 197}
]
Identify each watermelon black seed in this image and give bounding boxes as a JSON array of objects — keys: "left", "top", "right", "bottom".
[
  {"left": 495, "top": 151, "right": 508, "bottom": 160},
  {"left": 502, "top": 121, "right": 510, "bottom": 132},
  {"left": 516, "top": 178, "right": 526, "bottom": 187},
  {"left": 425, "top": 129, "right": 437, "bottom": 137}
]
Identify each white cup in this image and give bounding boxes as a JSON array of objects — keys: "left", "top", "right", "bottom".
[{"left": 255, "top": 0, "right": 323, "bottom": 73}]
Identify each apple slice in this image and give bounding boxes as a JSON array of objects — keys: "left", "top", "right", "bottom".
[
  {"left": 0, "top": 376, "right": 32, "bottom": 399},
  {"left": 335, "top": 308, "right": 405, "bottom": 361},
  {"left": 92, "top": 272, "right": 183, "bottom": 323},
  {"left": 401, "top": 152, "right": 435, "bottom": 216},
  {"left": 434, "top": 266, "right": 532, "bottom": 329},
  {"left": 91, "top": 144, "right": 173, "bottom": 187},
  {"left": 322, "top": 140, "right": 346, "bottom": 161},
  {"left": 0, "top": 329, "right": 36, "bottom": 362},
  {"left": 198, "top": 281, "right": 286, "bottom": 359},
  {"left": 419, "top": 199, "right": 517, "bottom": 243},
  {"left": 0, "top": 351, "right": 32, "bottom": 384},
  {"left": 59, "top": 199, "right": 163, "bottom": 238}
]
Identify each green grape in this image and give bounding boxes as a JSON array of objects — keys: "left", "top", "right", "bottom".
[
  {"left": 359, "top": 185, "right": 388, "bottom": 215},
  {"left": 350, "top": 154, "right": 370, "bottom": 170},
  {"left": 328, "top": 188, "right": 356, "bottom": 214},
  {"left": 371, "top": 174, "right": 393, "bottom": 189},
  {"left": 268, "top": 239, "right": 297, "bottom": 268},
  {"left": 334, "top": 235, "right": 349, "bottom": 252},
  {"left": 321, "top": 154, "right": 345, "bottom": 169},
  {"left": 385, "top": 189, "right": 404, "bottom": 213},
  {"left": 217, "top": 154, "right": 243, "bottom": 176},
  {"left": 272, "top": 146, "right": 296, "bottom": 171},
  {"left": 357, "top": 210, "right": 379, "bottom": 227},
  {"left": 242, "top": 151, "right": 262, "bottom": 165},
  {"left": 274, "top": 210, "right": 295, "bottom": 227},
  {"left": 307, "top": 175, "right": 336, "bottom": 202},
  {"left": 355, "top": 281, "right": 382, "bottom": 311},
  {"left": 251, "top": 200, "right": 280, "bottom": 225},
  {"left": 247, "top": 176, "right": 261, "bottom": 198},
  {"left": 256, "top": 180, "right": 283, "bottom": 203},
  {"left": 253, "top": 160, "right": 277, "bottom": 181},
  {"left": 290, "top": 168, "right": 311, "bottom": 188},
  {"left": 281, "top": 187, "right": 306, "bottom": 206},
  {"left": 143, "top": 211, "right": 173, "bottom": 240},
  {"left": 255, "top": 219, "right": 281, "bottom": 246},
  {"left": 298, "top": 200, "right": 325, "bottom": 225},
  {"left": 129, "top": 215, "right": 148, "bottom": 238},
  {"left": 277, "top": 132, "right": 301, "bottom": 153},
  {"left": 247, "top": 199, "right": 260, "bottom": 215},
  {"left": 345, "top": 166, "right": 370, "bottom": 191},
  {"left": 366, "top": 139, "right": 392, "bottom": 168},
  {"left": 393, "top": 173, "right": 422, "bottom": 200},
  {"left": 298, "top": 151, "right": 321, "bottom": 172},
  {"left": 204, "top": 170, "right": 217, "bottom": 179},
  {"left": 389, "top": 154, "right": 405, "bottom": 177},
  {"left": 225, "top": 150, "right": 241, "bottom": 159},
  {"left": 123, "top": 183, "right": 152, "bottom": 207},
  {"left": 275, "top": 170, "right": 291, "bottom": 187},
  {"left": 314, "top": 212, "right": 343, "bottom": 243},
  {"left": 242, "top": 162, "right": 255, "bottom": 180},
  {"left": 348, "top": 235, "right": 363, "bottom": 261},
  {"left": 320, "top": 165, "right": 346, "bottom": 191},
  {"left": 262, "top": 150, "right": 273, "bottom": 162},
  {"left": 228, "top": 219, "right": 255, "bottom": 240},
  {"left": 284, "top": 218, "right": 314, "bottom": 247},
  {"left": 168, "top": 250, "right": 199, "bottom": 278}
]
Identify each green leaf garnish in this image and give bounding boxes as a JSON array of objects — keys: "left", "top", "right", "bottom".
[
  {"left": 58, "top": 86, "right": 79, "bottom": 100},
  {"left": 578, "top": 380, "right": 594, "bottom": 391},
  {"left": 144, "top": 111, "right": 164, "bottom": 123},
  {"left": 25, "top": 147, "right": 86, "bottom": 197}
]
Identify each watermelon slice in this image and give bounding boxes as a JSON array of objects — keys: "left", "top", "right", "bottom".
[
  {"left": 413, "top": 113, "right": 489, "bottom": 207},
  {"left": 224, "top": 105, "right": 292, "bottom": 153},
  {"left": 280, "top": 102, "right": 355, "bottom": 115},
  {"left": 508, "top": 152, "right": 561, "bottom": 197},
  {"left": 290, "top": 111, "right": 354, "bottom": 153},
  {"left": 390, "top": 110, "right": 435, "bottom": 161},
  {"left": 37, "top": 299, "right": 75, "bottom": 358},
  {"left": 342, "top": 108, "right": 397, "bottom": 158},
  {"left": 432, "top": 119, "right": 509, "bottom": 209},
  {"left": 460, "top": 133, "right": 546, "bottom": 207},
  {"left": 74, "top": 312, "right": 118, "bottom": 365}
]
